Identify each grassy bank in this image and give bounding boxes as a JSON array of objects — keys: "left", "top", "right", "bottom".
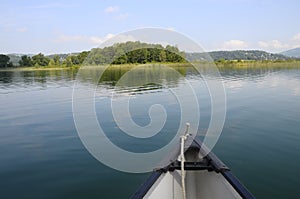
[
  {"left": 214, "top": 60, "right": 300, "bottom": 69},
  {"left": 1, "top": 60, "right": 300, "bottom": 71},
  {"left": 0, "top": 65, "right": 80, "bottom": 71},
  {"left": 0, "top": 63, "right": 190, "bottom": 71}
]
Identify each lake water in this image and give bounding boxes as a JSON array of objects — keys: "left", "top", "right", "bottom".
[{"left": 0, "top": 66, "right": 300, "bottom": 198}]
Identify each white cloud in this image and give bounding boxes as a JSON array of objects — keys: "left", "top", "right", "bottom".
[
  {"left": 256, "top": 33, "right": 300, "bottom": 52},
  {"left": 104, "top": 6, "right": 119, "bottom": 13},
  {"left": 220, "top": 40, "right": 248, "bottom": 50},
  {"left": 100, "top": 34, "right": 137, "bottom": 47},
  {"left": 290, "top": 33, "right": 300, "bottom": 48},
  {"left": 214, "top": 33, "right": 300, "bottom": 53},
  {"left": 54, "top": 33, "right": 140, "bottom": 49},
  {"left": 258, "top": 40, "right": 289, "bottom": 50},
  {"left": 291, "top": 33, "right": 300, "bottom": 42},
  {"left": 55, "top": 33, "right": 115, "bottom": 45},
  {"left": 104, "top": 6, "right": 129, "bottom": 21},
  {"left": 257, "top": 41, "right": 268, "bottom": 48},
  {"left": 90, "top": 34, "right": 114, "bottom": 44}
]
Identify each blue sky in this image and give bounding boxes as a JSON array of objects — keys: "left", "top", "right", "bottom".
[{"left": 1, "top": 0, "right": 300, "bottom": 54}]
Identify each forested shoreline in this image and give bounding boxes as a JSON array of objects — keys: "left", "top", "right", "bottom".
[
  {"left": 0, "top": 41, "right": 185, "bottom": 68},
  {"left": 1, "top": 41, "right": 299, "bottom": 69}
]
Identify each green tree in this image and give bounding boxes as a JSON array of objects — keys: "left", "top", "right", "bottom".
[
  {"left": 48, "top": 59, "right": 55, "bottom": 67},
  {"left": 70, "top": 55, "right": 80, "bottom": 65},
  {"left": 32, "top": 53, "right": 50, "bottom": 66},
  {"left": 165, "top": 45, "right": 184, "bottom": 62},
  {"left": 77, "top": 51, "right": 89, "bottom": 64},
  {"left": 19, "top": 55, "right": 33, "bottom": 67},
  {"left": 64, "top": 56, "right": 73, "bottom": 67},
  {"left": 113, "top": 48, "right": 127, "bottom": 64},
  {"left": 0, "top": 54, "right": 11, "bottom": 68},
  {"left": 53, "top": 55, "right": 60, "bottom": 65},
  {"left": 159, "top": 50, "right": 166, "bottom": 62}
]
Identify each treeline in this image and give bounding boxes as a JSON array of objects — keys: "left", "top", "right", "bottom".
[
  {"left": 0, "top": 41, "right": 186, "bottom": 68},
  {"left": 85, "top": 41, "right": 186, "bottom": 65},
  {"left": 17, "top": 52, "right": 89, "bottom": 67},
  {"left": 0, "top": 52, "right": 89, "bottom": 68}
]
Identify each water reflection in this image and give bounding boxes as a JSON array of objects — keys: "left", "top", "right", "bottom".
[
  {"left": 0, "top": 66, "right": 300, "bottom": 198},
  {"left": 0, "top": 69, "right": 78, "bottom": 94},
  {"left": 0, "top": 71, "right": 14, "bottom": 84},
  {"left": 1, "top": 65, "right": 294, "bottom": 91}
]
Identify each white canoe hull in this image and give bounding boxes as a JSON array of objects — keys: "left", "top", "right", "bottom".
[
  {"left": 144, "top": 170, "right": 242, "bottom": 199},
  {"left": 131, "top": 138, "right": 255, "bottom": 199}
]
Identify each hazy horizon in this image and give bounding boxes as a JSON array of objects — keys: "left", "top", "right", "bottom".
[{"left": 3, "top": 47, "right": 298, "bottom": 56}]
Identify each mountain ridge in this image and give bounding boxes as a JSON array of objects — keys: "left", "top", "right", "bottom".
[
  {"left": 187, "top": 50, "right": 291, "bottom": 61},
  {"left": 281, "top": 47, "right": 300, "bottom": 58}
]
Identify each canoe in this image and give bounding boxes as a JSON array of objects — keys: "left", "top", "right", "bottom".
[{"left": 131, "top": 137, "right": 255, "bottom": 199}]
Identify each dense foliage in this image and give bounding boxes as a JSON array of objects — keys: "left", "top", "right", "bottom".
[
  {"left": 85, "top": 41, "right": 186, "bottom": 65},
  {"left": 0, "top": 54, "right": 13, "bottom": 68},
  {"left": 4, "top": 42, "right": 185, "bottom": 68},
  {"left": 17, "top": 51, "right": 89, "bottom": 67}
]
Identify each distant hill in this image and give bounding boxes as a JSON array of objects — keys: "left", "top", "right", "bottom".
[
  {"left": 7, "top": 54, "right": 25, "bottom": 66},
  {"left": 281, "top": 47, "right": 300, "bottom": 58},
  {"left": 186, "top": 50, "right": 292, "bottom": 61},
  {"left": 46, "top": 53, "right": 80, "bottom": 60}
]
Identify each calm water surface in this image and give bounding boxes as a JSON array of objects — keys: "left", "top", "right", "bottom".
[{"left": 0, "top": 66, "right": 300, "bottom": 198}]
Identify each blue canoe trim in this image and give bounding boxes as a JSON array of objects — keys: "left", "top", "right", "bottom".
[
  {"left": 131, "top": 170, "right": 163, "bottom": 199},
  {"left": 221, "top": 170, "right": 256, "bottom": 199}
]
